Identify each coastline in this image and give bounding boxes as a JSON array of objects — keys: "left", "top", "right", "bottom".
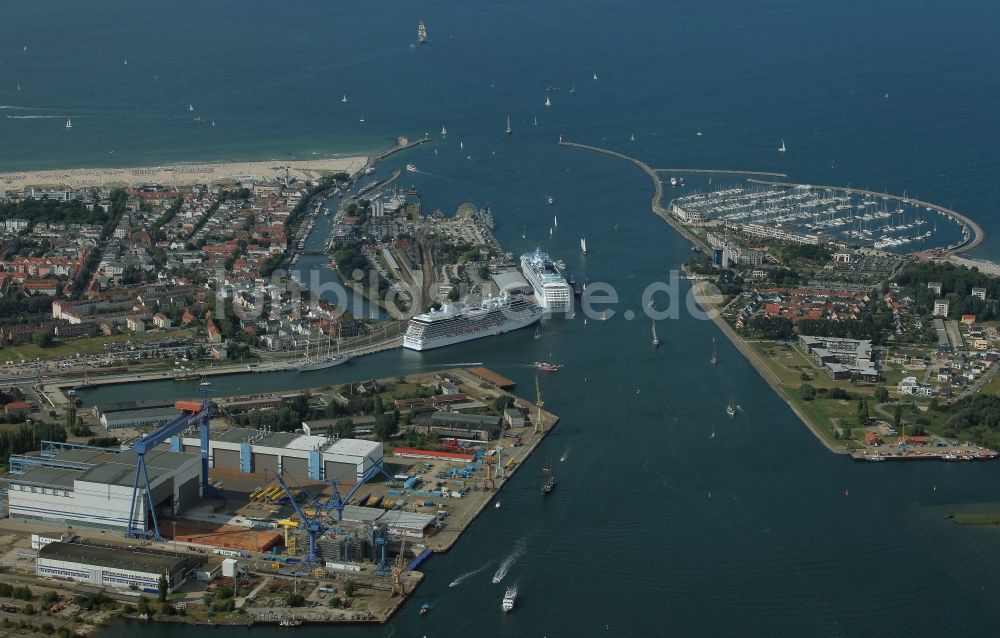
[
  {"left": 0, "top": 156, "right": 369, "bottom": 188},
  {"left": 690, "top": 281, "right": 848, "bottom": 454}
]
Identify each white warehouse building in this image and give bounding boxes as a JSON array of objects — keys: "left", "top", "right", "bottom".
[
  {"left": 6, "top": 448, "right": 201, "bottom": 532},
  {"left": 36, "top": 541, "right": 203, "bottom": 594},
  {"left": 176, "top": 427, "right": 383, "bottom": 483}
]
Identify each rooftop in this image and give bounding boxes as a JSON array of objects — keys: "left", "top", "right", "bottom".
[{"left": 38, "top": 541, "right": 201, "bottom": 575}]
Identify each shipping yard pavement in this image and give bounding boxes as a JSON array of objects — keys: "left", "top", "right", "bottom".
[{"left": 0, "top": 367, "right": 559, "bottom": 627}]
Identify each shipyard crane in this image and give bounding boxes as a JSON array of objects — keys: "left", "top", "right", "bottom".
[
  {"left": 274, "top": 468, "right": 326, "bottom": 565},
  {"left": 534, "top": 373, "right": 544, "bottom": 434},
  {"left": 316, "top": 462, "right": 395, "bottom": 523},
  {"left": 390, "top": 536, "right": 407, "bottom": 596},
  {"left": 126, "top": 384, "right": 222, "bottom": 540}
]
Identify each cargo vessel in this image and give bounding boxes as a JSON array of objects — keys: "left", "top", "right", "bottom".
[{"left": 502, "top": 585, "right": 517, "bottom": 612}]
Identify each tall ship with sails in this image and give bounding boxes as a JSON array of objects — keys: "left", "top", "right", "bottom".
[
  {"left": 417, "top": 21, "right": 427, "bottom": 44},
  {"left": 403, "top": 293, "right": 543, "bottom": 351},
  {"left": 520, "top": 248, "right": 573, "bottom": 314},
  {"left": 298, "top": 336, "right": 352, "bottom": 372}
]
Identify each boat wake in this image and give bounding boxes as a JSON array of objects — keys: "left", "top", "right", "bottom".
[
  {"left": 492, "top": 538, "right": 526, "bottom": 584},
  {"left": 6, "top": 115, "right": 69, "bottom": 119},
  {"left": 448, "top": 562, "right": 490, "bottom": 588}
]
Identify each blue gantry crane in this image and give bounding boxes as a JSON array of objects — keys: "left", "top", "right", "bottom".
[
  {"left": 320, "top": 463, "right": 395, "bottom": 522},
  {"left": 274, "top": 468, "right": 326, "bottom": 565},
  {"left": 126, "top": 384, "right": 222, "bottom": 539}
]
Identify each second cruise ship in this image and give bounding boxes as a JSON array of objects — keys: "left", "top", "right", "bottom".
[
  {"left": 520, "top": 248, "right": 573, "bottom": 314},
  {"left": 402, "top": 293, "right": 543, "bottom": 351}
]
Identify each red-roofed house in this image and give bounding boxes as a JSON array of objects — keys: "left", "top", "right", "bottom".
[
  {"left": 206, "top": 319, "right": 222, "bottom": 343},
  {"left": 4, "top": 401, "right": 33, "bottom": 419}
]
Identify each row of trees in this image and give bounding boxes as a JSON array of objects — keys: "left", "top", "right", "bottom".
[
  {"left": 0, "top": 422, "right": 67, "bottom": 464},
  {"left": 0, "top": 198, "right": 110, "bottom": 227}
]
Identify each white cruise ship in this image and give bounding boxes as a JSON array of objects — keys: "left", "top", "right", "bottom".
[
  {"left": 403, "top": 294, "right": 543, "bottom": 351},
  {"left": 520, "top": 248, "right": 573, "bottom": 314}
]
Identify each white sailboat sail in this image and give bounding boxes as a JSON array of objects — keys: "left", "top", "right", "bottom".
[{"left": 580, "top": 236, "right": 587, "bottom": 254}]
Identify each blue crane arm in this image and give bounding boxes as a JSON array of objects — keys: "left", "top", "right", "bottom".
[
  {"left": 133, "top": 409, "right": 207, "bottom": 454},
  {"left": 275, "top": 469, "right": 310, "bottom": 523},
  {"left": 328, "top": 462, "right": 394, "bottom": 512}
]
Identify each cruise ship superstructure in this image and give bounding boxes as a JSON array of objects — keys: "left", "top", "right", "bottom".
[
  {"left": 520, "top": 248, "right": 573, "bottom": 314},
  {"left": 403, "top": 293, "right": 543, "bottom": 351}
]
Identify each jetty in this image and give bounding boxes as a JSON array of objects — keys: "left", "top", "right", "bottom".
[
  {"left": 556, "top": 140, "right": 700, "bottom": 246},
  {"left": 654, "top": 168, "right": 788, "bottom": 178}
]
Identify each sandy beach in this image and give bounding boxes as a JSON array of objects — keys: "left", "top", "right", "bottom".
[
  {"left": 0, "top": 156, "right": 369, "bottom": 189},
  {"left": 948, "top": 254, "right": 1000, "bottom": 276}
]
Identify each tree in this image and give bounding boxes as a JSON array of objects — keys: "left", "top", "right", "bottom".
[
  {"left": 32, "top": 330, "right": 54, "bottom": 348},
  {"left": 874, "top": 386, "right": 889, "bottom": 403},
  {"left": 857, "top": 399, "right": 869, "bottom": 426},
  {"left": 137, "top": 597, "right": 149, "bottom": 616},
  {"left": 374, "top": 413, "right": 399, "bottom": 441},
  {"left": 64, "top": 404, "right": 77, "bottom": 430},
  {"left": 335, "top": 417, "right": 354, "bottom": 439},
  {"left": 343, "top": 580, "right": 355, "bottom": 597},
  {"left": 799, "top": 384, "right": 816, "bottom": 401},
  {"left": 285, "top": 594, "right": 306, "bottom": 607},
  {"left": 493, "top": 396, "right": 514, "bottom": 413},
  {"left": 892, "top": 404, "right": 902, "bottom": 428},
  {"left": 158, "top": 572, "right": 168, "bottom": 603}
]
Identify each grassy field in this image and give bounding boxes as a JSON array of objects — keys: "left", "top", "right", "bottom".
[
  {"left": 0, "top": 329, "right": 195, "bottom": 363},
  {"left": 786, "top": 392, "right": 860, "bottom": 443},
  {"left": 981, "top": 372, "right": 1000, "bottom": 397},
  {"left": 952, "top": 513, "right": 1000, "bottom": 525}
]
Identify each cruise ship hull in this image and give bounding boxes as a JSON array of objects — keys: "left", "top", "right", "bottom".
[{"left": 403, "top": 308, "right": 543, "bottom": 351}]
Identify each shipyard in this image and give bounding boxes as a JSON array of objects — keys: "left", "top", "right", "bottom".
[{"left": 0, "top": 366, "right": 559, "bottom": 628}]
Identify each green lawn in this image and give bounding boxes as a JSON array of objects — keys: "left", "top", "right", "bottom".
[
  {"left": 0, "top": 329, "right": 195, "bottom": 363},
  {"left": 787, "top": 392, "right": 860, "bottom": 443},
  {"left": 981, "top": 372, "right": 1000, "bottom": 397}
]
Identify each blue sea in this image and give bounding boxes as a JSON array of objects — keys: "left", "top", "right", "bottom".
[{"left": 7, "top": 1, "right": 1000, "bottom": 636}]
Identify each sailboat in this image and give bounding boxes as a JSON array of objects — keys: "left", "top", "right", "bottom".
[
  {"left": 418, "top": 21, "right": 427, "bottom": 44},
  {"left": 341, "top": 95, "right": 348, "bottom": 103},
  {"left": 440, "top": 125, "right": 447, "bottom": 136},
  {"left": 188, "top": 103, "right": 194, "bottom": 111},
  {"left": 123, "top": 58, "right": 128, "bottom": 65},
  {"left": 726, "top": 397, "right": 736, "bottom": 418},
  {"left": 553, "top": 215, "right": 558, "bottom": 227},
  {"left": 544, "top": 96, "right": 551, "bottom": 107},
  {"left": 549, "top": 227, "right": 553, "bottom": 236},
  {"left": 592, "top": 72, "right": 598, "bottom": 80},
  {"left": 505, "top": 115, "right": 512, "bottom": 135},
  {"left": 697, "top": 128, "right": 703, "bottom": 137},
  {"left": 547, "top": 195, "right": 554, "bottom": 206},
  {"left": 211, "top": 120, "right": 216, "bottom": 127},
  {"left": 65, "top": 119, "right": 72, "bottom": 129},
  {"left": 521, "top": 226, "right": 526, "bottom": 239},
  {"left": 580, "top": 236, "right": 587, "bottom": 255},
  {"left": 652, "top": 322, "right": 660, "bottom": 347},
  {"left": 533, "top": 115, "right": 538, "bottom": 126},
  {"left": 710, "top": 337, "right": 718, "bottom": 366},
  {"left": 710, "top": 425, "right": 716, "bottom": 439},
  {"left": 778, "top": 138, "right": 786, "bottom": 153},
  {"left": 570, "top": 83, "right": 576, "bottom": 94},
  {"left": 534, "top": 325, "right": 541, "bottom": 340},
  {"left": 629, "top": 133, "right": 636, "bottom": 142},
  {"left": 459, "top": 140, "right": 464, "bottom": 151}
]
